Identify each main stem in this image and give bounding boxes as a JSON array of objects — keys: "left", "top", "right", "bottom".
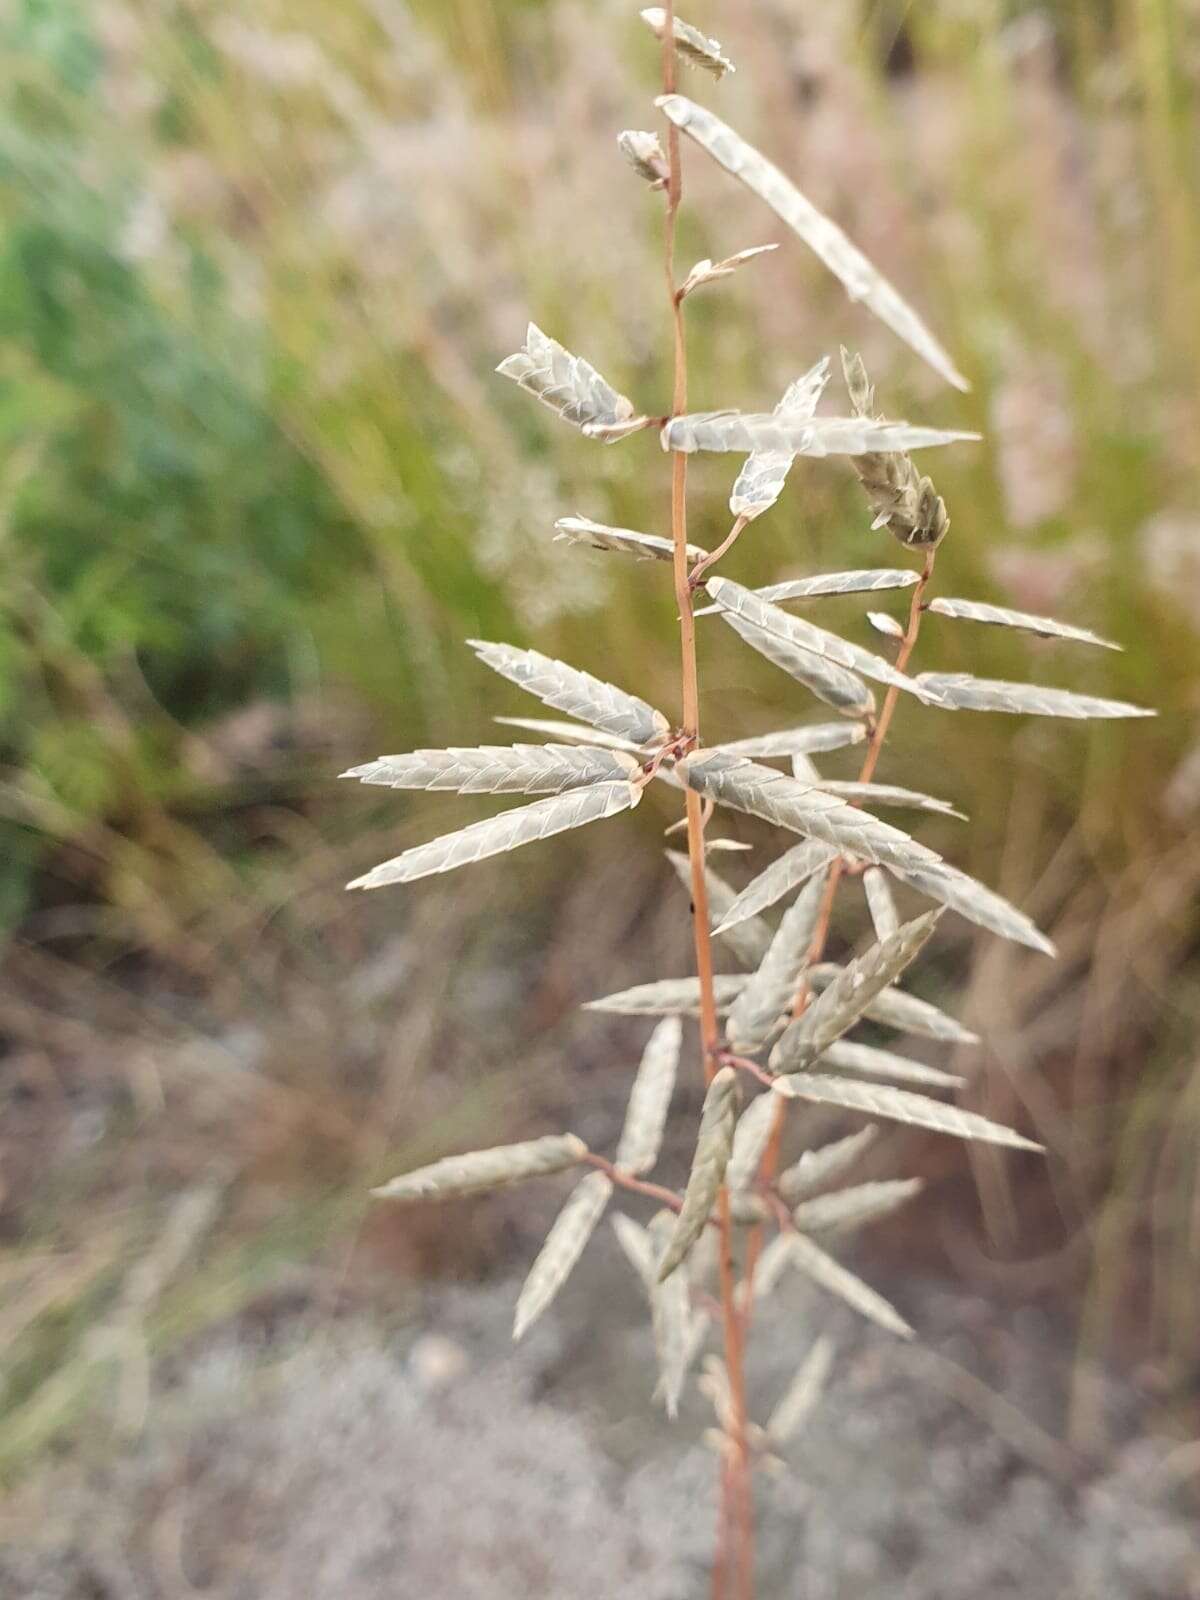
[{"left": 660, "top": 16, "right": 754, "bottom": 1599}]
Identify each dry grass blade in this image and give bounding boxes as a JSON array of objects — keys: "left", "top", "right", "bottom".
[
  {"left": 729, "top": 360, "right": 830, "bottom": 521},
  {"left": 348, "top": 781, "right": 639, "bottom": 889},
  {"left": 373, "top": 1133, "right": 587, "bottom": 1203},
  {"left": 785, "top": 1232, "right": 914, "bottom": 1338},
  {"left": 714, "top": 839, "right": 840, "bottom": 931},
  {"left": 618, "top": 128, "right": 668, "bottom": 187},
  {"left": 806, "top": 963, "right": 978, "bottom": 1044},
  {"left": 584, "top": 973, "right": 749, "bottom": 1016},
  {"left": 667, "top": 849, "right": 773, "bottom": 967},
  {"left": 658, "top": 1067, "right": 739, "bottom": 1282},
  {"left": 640, "top": 8, "right": 735, "bottom": 77},
  {"left": 554, "top": 515, "right": 707, "bottom": 563},
  {"left": 862, "top": 866, "right": 899, "bottom": 940},
  {"left": 655, "top": 95, "right": 967, "bottom": 391},
  {"left": 776, "top": 1126, "right": 880, "bottom": 1204},
  {"left": 706, "top": 723, "right": 868, "bottom": 760},
  {"left": 821, "top": 1038, "right": 965, "bottom": 1091},
  {"left": 767, "top": 1336, "right": 834, "bottom": 1443},
  {"left": 726, "top": 1091, "right": 780, "bottom": 1193},
  {"left": 771, "top": 1074, "right": 1042, "bottom": 1152},
  {"left": 615, "top": 1016, "right": 682, "bottom": 1175},
  {"left": 342, "top": 743, "right": 637, "bottom": 795},
  {"left": 819, "top": 780, "right": 965, "bottom": 818},
  {"left": 469, "top": 639, "right": 669, "bottom": 746},
  {"left": 769, "top": 911, "right": 943, "bottom": 1074},
  {"left": 496, "top": 322, "right": 641, "bottom": 436},
  {"left": 792, "top": 1177, "right": 923, "bottom": 1237},
  {"left": 678, "top": 752, "right": 940, "bottom": 878},
  {"left": 664, "top": 411, "right": 977, "bottom": 456},
  {"left": 927, "top": 596, "right": 1121, "bottom": 650},
  {"left": 916, "top": 672, "right": 1152, "bottom": 719},
  {"left": 493, "top": 715, "right": 643, "bottom": 754},
  {"left": 715, "top": 602, "right": 876, "bottom": 716},
  {"left": 706, "top": 576, "right": 930, "bottom": 698},
  {"left": 727, "top": 870, "right": 829, "bottom": 1052},
  {"left": 889, "top": 860, "right": 1056, "bottom": 956},
  {"left": 648, "top": 1211, "right": 693, "bottom": 1418},
  {"left": 513, "top": 1171, "right": 613, "bottom": 1340}
]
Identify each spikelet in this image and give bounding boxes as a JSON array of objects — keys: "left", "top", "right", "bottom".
[
  {"left": 915, "top": 673, "right": 1152, "bottom": 719},
  {"left": 584, "top": 972, "right": 749, "bottom": 1016},
  {"left": 663, "top": 411, "right": 977, "bottom": 457},
  {"left": 726, "top": 1091, "right": 781, "bottom": 1194},
  {"left": 666, "top": 850, "right": 773, "bottom": 968},
  {"left": 680, "top": 244, "right": 777, "bottom": 300},
  {"left": 496, "top": 323, "right": 644, "bottom": 438},
  {"left": 889, "top": 859, "right": 1055, "bottom": 956},
  {"left": 776, "top": 1126, "right": 880, "bottom": 1204},
  {"left": 348, "top": 781, "right": 639, "bottom": 890},
  {"left": 927, "top": 596, "right": 1120, "bottom": 650},
  {"left": 804, "top": 963, "right": 978, "bottom": 1044},
  {"left": 729, "top": 361, "right": 829, "bottom": 521},
  {"left": 726, "top": 870, "right": 829, "bottom": 1053},
  {"left": 841, "top": 348, "right": 952, "bottom": 548},
  {"left": 769, "top": 912, "right": 943, "bottom": 1073},
  {"left": 820, "top": 1039, "right": 965, "bottom": 1091},
  {"left": 706, "top": 724, "right": 868, "bottom": 760},
  {"left": 771, "top": 1074, "right": 1042, "bottom": 1152},
  {"left": 766, "top": 1336, "right": 834, "bottom": 1443},
  {"left": 862, "top": 866, "right": 899, "bottom": 941},
  {"left": 614, "top": 1016, "right": 682, "bottom": 1175},
  {"left": 656, "top": 97, "right": 967, "bottom": 391},
  {"left": 554, "top": 515, "right": 707, "bottom": 564},
  {"left": 785, "top": 1232, "right": 914, "bottom": 1338},
  {"left": 513, "top": 1171, "right": 612, "bottom": 1339},
  {"left": 648, "top": 1211, "right": 693, "bottom": 1417},
  {"left": 658, "top": 1068, "right": 739, "bottom": 1281},
  {"left": 343, "top": 744, "right": 637, "bottom": 796},
  {"left": 617, "top": 129, "right": 668, "bottom": 188},
  {"left": 714, "top": 600, "right": 876, "bottom": 716},
  {"left": 640, "top": 8, "right": 735, "bottom": 77},
  {"left": 791, "top": 1177, "right": 923, "bottom": 1237},
  {"left": 714, "top": 839, "right": 839, "bottom": 931},
  {"left": 469, "top": 639, "right": 669, "bottom": 747},
  {"left": 373, "top": 1133, "right": 587, "bottom": 1203}
]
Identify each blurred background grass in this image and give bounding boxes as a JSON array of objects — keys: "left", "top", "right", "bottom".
[{"left": 0, "top": 0, "right": 1198, "bottom": 1488}]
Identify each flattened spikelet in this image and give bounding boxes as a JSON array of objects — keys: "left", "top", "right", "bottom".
[
  {"left": 819, "top": 781, "right": 965, "bottom": 819},
  {"left": 658, "top": 1068, "right": 739, "bottom": 1282},
  {"left": 917, "top": 672, "right": 1152, "bottom": 719},
  {"left": 776, "top": 1126, "right": 880, "bottom": 1204},
  {"left": 706, "top": 724, "right": 868, "bottom": 760},
  {"left": 343, "top": 744, "right": 636, "bottom": 796},
  {"left": 767, "top": 1336, "right": 834, "bottom": 1442},
  {"left": 648, "top": 1211, "right": 693, "bottom": 1417},
  {"left": 496, "top": 322, "right": 641, "bottom": 436},
  {"left": 927, "top": 596, "right": 1121, "bottom": 650},
  {"left": 769, "top": 911, "right": 943, "bottom": 1074},
  {"left": 771, "top": 1074, "right": 1042, "bottom": 1151},
  {"left": 677, "top": 753, "right": 941, "bottom": 875},
  {"left": 726, "top": 1091, "right": 781, "bottom": 1193},
  {"left": 791, "top": 1177, "right": 923, "bottom": 1236},
  {"left": 862, "top": 866, "right": 899, "bottom": 941},
  {"left": 785, "top": 1232, "right": 913, "bottom": 1338},
  {"left": 554, "top": 515, "right": 706, "bottom": 564},
  {"left": 714, "top": 839, "right": 839, "bottom": 931},
  {"left": 727, "top": 870, "right": 829, "bottom": 1052},
  {"left": 469, "top": 639, "right": 669, "bottom": 746},
  {"left": 706, "top": 576, "right": 929, "bottom": 698},
  {"left": 615, "top": 1016, "right": 682, "bottom": 1175},
  {"left": 493, "top": 715, "right": 643, "bottom": 754},
  {"left": 749, "top": 569, "right": 921, "bottom": 604},
  {"left": 612, "top": 1212, "right": 657, "bottom": 1294},
  {"left": 715, "top": 602, "right": 876, "bottom": 716},
  {"left": 667, "top": 850, "right": 773, "bottom": 968},
  {"left": 805, "top": 963, "right": 978, "bottom": 1044},
  {"left": 617, "top": 128, "right": 668, "bottom": 187},
  {"left": 373, "top": 1133, "right": 587, "bottom": 1203},
  {"left": 890, "top": 860, "right": 1055, "bottom": 956},
  {"left": 584, "top": 972, "right": 749, "bottom": 1016},
  {"left": 348, "top": 781, "right": 639, "bottom": 890},
  {"left": 513, "top": 1171, "right": 612, "bottom": 1340},
  {"left": 821, "top": 1038, "right": 965, "bottom": 1091},
  {"left": 656, "top": 96, "right": 968, "bottom": 391},
  {"left": 680, "top": 245, "right": 777, "bottom": 299},
  {"left": 640, "top": 8, "right": 735, "bottom": 77},
  {"left": 729, "top": 361, "right": 830, "bottom": 521},
  {"left": 664, "top": 411, "right": 977, "bottom": 456}
]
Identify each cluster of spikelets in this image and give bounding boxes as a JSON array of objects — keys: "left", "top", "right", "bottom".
[{"left": 343, "top": 11, "right": 1151, "bottom": 1461}]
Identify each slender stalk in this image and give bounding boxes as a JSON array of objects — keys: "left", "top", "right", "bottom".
[{"left": 660, "top": 13, "right": 754, "bottom": 1596}]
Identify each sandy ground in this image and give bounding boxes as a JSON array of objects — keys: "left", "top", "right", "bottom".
[{"left": 3, "top": 1234, "right": 1198, "bottom": 1600}]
